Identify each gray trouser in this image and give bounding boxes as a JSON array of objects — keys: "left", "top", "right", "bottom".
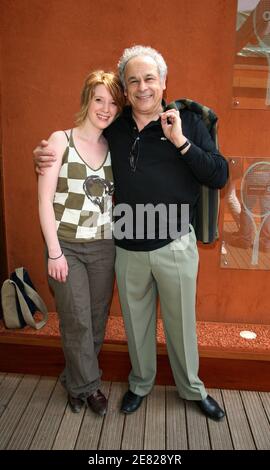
[
  {"left": 115, "top": 227, "right": 207, "bottom": 401},
  {"left": 48, "top": 239, "right": 115, "bottom": 399}
]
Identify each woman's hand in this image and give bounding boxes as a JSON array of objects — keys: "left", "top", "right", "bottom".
[{"left": 48, "top": 254, "right": 69, "bottom": 283}]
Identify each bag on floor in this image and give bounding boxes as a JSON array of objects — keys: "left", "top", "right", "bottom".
[{"left": 1, "top": 267, "right": 48, "bottom": 329}]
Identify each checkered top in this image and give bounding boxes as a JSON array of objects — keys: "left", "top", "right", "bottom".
[{"left": 53, "top": 130, "right": 114, "bottom": 242}]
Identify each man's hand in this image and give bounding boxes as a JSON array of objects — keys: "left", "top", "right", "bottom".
[
  {"left": 160, "top": 109, "right": 187, "bottom": 150},
  {"left": 33, "top": 139, "right": 57, "bottom": 175}
]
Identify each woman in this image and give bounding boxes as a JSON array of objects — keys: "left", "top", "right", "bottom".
[{"left": 38, "top": 71, "right": 125, "bottom": 415}]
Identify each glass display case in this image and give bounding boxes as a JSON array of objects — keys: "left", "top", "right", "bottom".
[
  {"left": 221, "top": 157, "right": 270, "bottom": 269},
  {"left": 233, "top": 0, "right": 270, "bottom": 109}
]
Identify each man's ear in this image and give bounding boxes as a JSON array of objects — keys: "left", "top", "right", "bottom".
[
  {"left": 124, "top": 89, "right": 130, "bottom": 104},
  {"left": 162, "top": 78, "right": 167, "bottom": 91}
]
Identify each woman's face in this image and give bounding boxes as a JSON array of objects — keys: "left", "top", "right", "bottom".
[{"left": 87, "top": 84, "right": 118, "bottom": 129}]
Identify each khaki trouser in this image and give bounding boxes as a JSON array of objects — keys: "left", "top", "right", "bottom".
[
  {"left": 115, "top": 228, "right": 207, "bottom": 401},
  {"left": 49, "top": 239, "right": 115, "bottom": 399}
]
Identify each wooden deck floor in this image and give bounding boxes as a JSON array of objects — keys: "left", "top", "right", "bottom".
[{"left": 0, "top": 372, "right": 270, "bottom": 451}]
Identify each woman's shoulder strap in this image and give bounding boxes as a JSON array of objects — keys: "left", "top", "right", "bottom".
[{"left": 63, "top": 129, "right": 72, "bottom": 142}]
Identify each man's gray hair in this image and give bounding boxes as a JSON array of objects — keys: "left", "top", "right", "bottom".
[{"left": 118, "top": 45, "right": 168, "bottom": 87}]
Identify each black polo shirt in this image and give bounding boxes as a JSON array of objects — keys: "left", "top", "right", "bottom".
[{"left": 104, "top": 104, "right": 227, "bottom": 251}]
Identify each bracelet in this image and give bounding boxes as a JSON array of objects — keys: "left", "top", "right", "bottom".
[
  {"left": 48, "top": 251, "right": 63, "bottom": 260},
  {"left": 177, "top": 139, "right": 190, "bottom": 152}
]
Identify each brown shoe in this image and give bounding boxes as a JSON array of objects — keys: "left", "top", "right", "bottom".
[
  {"left": 68, "top": 394, "right": 84, "bottom": 413},
  {"left": 87, "top": 389, "right": 107, "bottom": 416}
]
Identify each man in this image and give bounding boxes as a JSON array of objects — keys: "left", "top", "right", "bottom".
[{"left": 34, "top": 45, "right": 228, "bottom": 420}]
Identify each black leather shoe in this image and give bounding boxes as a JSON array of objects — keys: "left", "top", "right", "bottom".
[
  {"left": 68, "top": 394, "right": 84, "bottom": 413},
  {"left": 87, "top": 390, "right": 107, "bottom": 416},
  {"left": 196, "top": 395, "right": 225, "bottom": 421},
  {"left": 120, "top": 390, "right": 144, "bottom": 414}
]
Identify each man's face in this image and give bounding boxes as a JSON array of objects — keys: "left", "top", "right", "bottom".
[{"left": 124, "top": 56, "right": 166, "bottom": 117}]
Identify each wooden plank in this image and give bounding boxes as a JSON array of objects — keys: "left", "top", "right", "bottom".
[
  {"left": 234, "top": 64, "right": 269, "bottom": 72},
  {"left": 144, "top": 385, "right": 166, "bottom": 450},
  {"left": 241, "top": 391, "right": 270, "bottom": 450},
  {"left": 0, "top": 372, "right": 6, "bottom": 385},
  {"left": 7, "top": 376, "right": 57, "bottom": 449},
  {"left": 121, "top": 394, "right": 146, "bottom": 450},
  {"left": 98, "top": 382, "right": 126, "bottom": 450},
  {"left": 0, "top": 376, "right": 268, "bottom": 451},
  {"left": 232, "top": 94, "right": 269, "bottom": 110},
  {"left": 0, "top": 343, "right": 64, "bottom": 376},
  {"left": 207, "top": 389, "right": 233, "bottom": 450},
  {"left": 1, "top": 339, "right": 270, "bottom": 390},
  {"left": 233, "top": 76, "right": 267, "bottom": 89},
  {"left": 185, "top": 400, "right": 210, "bottom": 450},
  {"left": 166, "top": 386, "right": 187, "bottom": 450},
  {"left": 0, "top": 374, "right": 40, "bottom": 449},
  {"left": 259, "top": 391, "right": 270, "bottom": 420},
  {"left": 222, "top": 389, "right": 255, "bottom": 449},
  {"left": 0, "top": 333, "right": 61, "bottom": 347},
  {"left": 30, "top": 379, "right": 67, "bottom": 449},
  {"left": 199, "top": 357, "right": 270, "bottom": 391},
  {"left": 0, "top": 373, "right": 23, "bottom": 417},
  {"left": 52, "top": 396, "right": 85, "bottom": 450},
  {"left": 75, "top": 382, "right": 110, "bottom": 450}
]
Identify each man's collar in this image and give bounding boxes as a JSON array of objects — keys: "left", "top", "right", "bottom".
[{"left": 121, "top": 100, "right": 182, "bottom": 128}]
